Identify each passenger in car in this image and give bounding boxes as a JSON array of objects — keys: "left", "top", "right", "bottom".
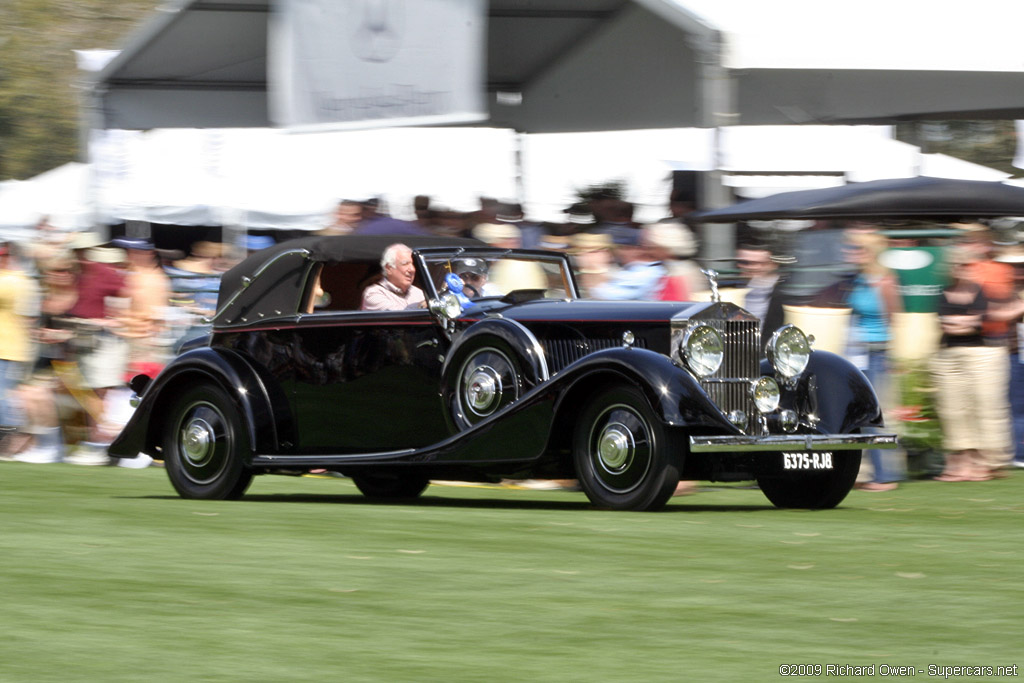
[
  {"left": 455, "top": 258, "right": 503, "bottom": 297},
  {"left": 360, "top": 243, "right": 425, "bottom": 311}
]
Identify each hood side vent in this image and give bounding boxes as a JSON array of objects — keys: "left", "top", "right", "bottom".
[{"left": 541, "top": 337, "right": 648, "bottom": 375}]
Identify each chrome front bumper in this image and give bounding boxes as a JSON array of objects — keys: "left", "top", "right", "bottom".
[{"left": 689, "top": 433, "right": 898, "bottom": 453}]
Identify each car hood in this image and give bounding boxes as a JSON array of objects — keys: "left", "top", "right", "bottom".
[{"left": 463, "top": 298, "right": 734, "bottom": 324}]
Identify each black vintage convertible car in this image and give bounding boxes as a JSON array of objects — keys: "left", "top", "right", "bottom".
[{"left": 110, "top": 234, "right": 895, "bottom": 511}]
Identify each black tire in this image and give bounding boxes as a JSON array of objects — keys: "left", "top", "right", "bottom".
[
  {"left": 756, "top": 451, "right": 860, "bottom": 509},
  {"left": 163, "top": 384, "right": 253, "bottom": 500},
  {"left": 351, "top": 473, "right": 430, "bottom": 499},
  {"left": 448, "top": 340, "right": 523, "bottom": 430},
  {"left": 573, "top": 385, "right": 680, "bottom": 511}
]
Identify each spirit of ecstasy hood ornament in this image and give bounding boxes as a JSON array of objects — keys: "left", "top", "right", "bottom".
[{"left": 700, "top": 268, "right": 721, "bottom": 303}]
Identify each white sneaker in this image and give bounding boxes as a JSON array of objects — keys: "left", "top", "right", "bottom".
[
  {"left": 64, "top": 443, "right": 111, "bottom": 466},
  {"left": 12, "top": 445, "right": 62, "bottom": 464},
  {"left": 117, "top": 453, "right": 154, "bottom": 469}
]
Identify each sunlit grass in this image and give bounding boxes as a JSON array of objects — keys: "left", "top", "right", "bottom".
[{"left": 1, "top": 464, "right": 1021, "bottom": 681}]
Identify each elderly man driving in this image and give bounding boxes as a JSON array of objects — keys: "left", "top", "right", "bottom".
[{"left": 361, "top": 243, "right": 426, "bottom": 311}]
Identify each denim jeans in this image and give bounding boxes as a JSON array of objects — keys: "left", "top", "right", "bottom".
[
  {"left": 0, "top": 359, "right": 25, "bottom": 428},
  {"left": 1009, "top": 353, "right": 1024, "bottom": 463},
  {"left": 861, "top": 348, "right": 901, "bottom": 483}
]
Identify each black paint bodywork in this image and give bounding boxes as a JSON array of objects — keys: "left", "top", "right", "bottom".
[{"left": 110, "top": 234, "right": 887, "bottom": 484}]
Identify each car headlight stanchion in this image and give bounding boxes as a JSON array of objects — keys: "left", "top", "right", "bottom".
[
  {"left": 682, "top": 324, "right": 724, "bottom": 378},
  {"left": 766, "top": 324, "right": 811, "bottom": 382}
]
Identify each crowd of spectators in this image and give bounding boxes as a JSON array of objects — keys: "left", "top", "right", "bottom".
[{"left": 3, "top": 191, "right": 1023, "bottom": 493}]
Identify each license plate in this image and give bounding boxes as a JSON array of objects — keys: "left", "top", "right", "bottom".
[{"left": 782, "top": 452, "right": 834, "bottom": 470}]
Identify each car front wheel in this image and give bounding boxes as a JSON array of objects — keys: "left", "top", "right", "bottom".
[
  {"left": 756, "top": 450, "right": 860, "bottom": 509},
  {"left": 573, "top": 386, "right": 680, "bottom": 511},
  {"left": 163, "top": 384, "right": 253, "bottom": 500}
]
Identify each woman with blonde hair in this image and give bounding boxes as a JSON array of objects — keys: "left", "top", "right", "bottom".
[
  {"left": 845, "top": 230, "right": 903, "bottom": 489},
  {"left": 815, "top": 228, "right": 903, "bottom": 490}
]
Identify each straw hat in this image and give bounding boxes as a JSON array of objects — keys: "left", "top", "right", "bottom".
[
  {"left": 192, "top": 241, "right": 223, "bottom": 258},
  {"left": 68, "top": 232, "right": 106, "bottom": 251},
  {"left": 86, "top": 247, "right": 126, "bottom": 264},
  {"left": 569, "top": 232, "right": 613, "bottom": 253},
  {"left": 472, "top": 223, "right": 520, "bottom": 244},
  {"left": 173, "top": 241, "right": 221, "bottom": 274},
  {"left": 644, "top": 221, "right": 698, "bottom": 258}
]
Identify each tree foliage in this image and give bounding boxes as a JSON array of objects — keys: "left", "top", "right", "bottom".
[
  {"left": 895, "top": 120, "right": 1019, "bottom": 176},
  {"left": 0, "top": 0, "right": 160, "bottom": 180}
]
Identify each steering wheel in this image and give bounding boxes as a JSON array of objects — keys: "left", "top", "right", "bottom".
[{"left": 462, "top": 283, "right": 481, "bottom": 299}]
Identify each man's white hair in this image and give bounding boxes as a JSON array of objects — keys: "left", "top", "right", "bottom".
[{"left": 381, "top": 243, "right": 410, "bottom": 270}]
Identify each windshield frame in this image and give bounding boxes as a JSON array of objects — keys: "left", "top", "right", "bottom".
[{"left": 414, "top": 247, "right": 579, "bottom": 302}]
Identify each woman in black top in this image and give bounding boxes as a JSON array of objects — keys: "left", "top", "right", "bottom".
[{"left": 931, "top": 253, "right": 991, "bottom": 481}]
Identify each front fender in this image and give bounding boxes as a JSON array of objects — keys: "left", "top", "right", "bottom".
[
  {"left": 765, "top": 350, "right": 884, "bottom": 434},
  {"left": 551, "top": 347, "right": 736, "bottom": 432},
  {"left": 109, "top": 346, "right": 289, "bottom": 460}
]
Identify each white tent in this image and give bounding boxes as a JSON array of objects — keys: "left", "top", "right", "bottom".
[
  {"left": 0, "top": 163, "right": 95, "bottom": 240},
  {"left": 92, "top": 126, "right": 521, "bottom": 228},
  {"left": 521, "top": 126, "right": 1013, "bottom": 221},
  {"left": 3, "top": 126, "right": 1011, "bottom": 235},
  {"left": 6, "top": 126, "right": 1009, "bottom": 234}
]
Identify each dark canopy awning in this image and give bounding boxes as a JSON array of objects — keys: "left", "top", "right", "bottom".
[{"left": 686, "top": 177, "right": 1024, "bottom": 223}]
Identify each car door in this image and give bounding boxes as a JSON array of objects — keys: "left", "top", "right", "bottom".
[{"left": 283, "top": 308, "right": 451, "bottom": 453}]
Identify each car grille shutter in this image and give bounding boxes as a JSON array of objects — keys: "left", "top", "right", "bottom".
[
  {"left": 541, "top": 337, "right": 647, "bottom": 374},
  {"left": 700, "top": 319, "right": 764, "bottom": 435}
]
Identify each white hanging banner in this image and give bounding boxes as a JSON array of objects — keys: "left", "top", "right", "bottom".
[{"left": 269, "top": 0, "right": 487, "bottom": 131}]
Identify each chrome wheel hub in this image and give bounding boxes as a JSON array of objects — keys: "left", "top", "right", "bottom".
[
  {"left": 597, "top": 422, "right": 634, "bottom": 472},
  {"left": 181, "top": 417, "right": 215, "bottom": 466},
  {"left": 466, "top": 366, "right": 502, "bottom": 415}
]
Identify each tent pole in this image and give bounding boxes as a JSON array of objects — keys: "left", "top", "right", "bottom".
[{"left": 696, "top": 30, "right": 736, "bottom": 266}]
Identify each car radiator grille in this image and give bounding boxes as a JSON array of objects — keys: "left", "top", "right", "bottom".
[
  {"left": 541, "top": 337, "right": 648, "bottom": 375},
  {"left": 541, "top": 320, "right": 763, "bottom": 435},
  {"left": 700, "top": 319, "right": 765, "bottom": 435}
]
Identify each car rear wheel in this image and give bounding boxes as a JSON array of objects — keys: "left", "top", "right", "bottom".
[
  {"left": 573, "top": 386, "right": 680, "bottom": 511},
  {"left": 756, "top": 451, "right": 860, "bottom": 509},
  {"left": 351, "top": 473, "right": 430, "bottom": 499},
  {"left": 163, "top": 384, "right": 253, "bottom": 500}
]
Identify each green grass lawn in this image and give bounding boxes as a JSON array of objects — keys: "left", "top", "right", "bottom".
[{"left": 1, "top": 464, "right": 1021, "bottom": 682}]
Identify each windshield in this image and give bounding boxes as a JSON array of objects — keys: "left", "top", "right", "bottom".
[{"left": 420, "top": 250, "right": 577, "bottom": 302}]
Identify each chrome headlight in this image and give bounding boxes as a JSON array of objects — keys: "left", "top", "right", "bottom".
[
  {"left": 766, "top": 324, "right": 811, "bottom": 379},
  {"left": 429, "top": 293, "right": 462, "bottom": 320},
  {"left": 751, "top": 376, "right": 781, "bottom": 413},
  {"left": 682, "top": 324, "right": 724, "bottom": 378}
]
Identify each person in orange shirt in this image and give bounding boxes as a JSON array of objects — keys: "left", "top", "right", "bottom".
[{"left": 950, "top": 224, "right": 1021, "bottom": 476}]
